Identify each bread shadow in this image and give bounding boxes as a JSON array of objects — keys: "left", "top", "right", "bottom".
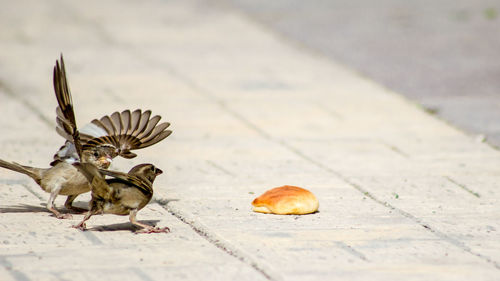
[{"left": 255, "top": 210, "right": 321, "bottom": 216}]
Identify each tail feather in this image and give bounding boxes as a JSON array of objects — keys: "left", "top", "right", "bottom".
[{"left": 0, "top": 159, "right": 43, "bottom": 183}]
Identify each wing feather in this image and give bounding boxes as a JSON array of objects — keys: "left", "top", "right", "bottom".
[
  {"left": 53, "top": 55, "right": 82, "bottom": 159},
  {"left": 77, "top": 110, "right": 171, "bottom": 159}
]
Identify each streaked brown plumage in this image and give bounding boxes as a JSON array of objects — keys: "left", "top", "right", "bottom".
[
  {"left": 0, "top": 55, "right": 172, "bottom": 219},
  {"left": 53, "top": 55, "right": 172, "bottom": 163},
  {"left": 0, "top": 148, "right": 113, "bottom": 219},
  {"left": 73, "top": 163, "right": 169, "bottom": 233}
]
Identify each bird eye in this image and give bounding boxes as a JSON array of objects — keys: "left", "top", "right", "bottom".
[{"left": 93, "top": 151, "right": 99, "bottom": 157}]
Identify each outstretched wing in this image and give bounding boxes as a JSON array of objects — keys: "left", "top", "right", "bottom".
[
  {"left": 80, "top": 109, "right": 172, "bottom": 159},
  {"left": 51, "top": 55, "right": 171, "bottom": 165},
  {"left": 53, "top": 54, "right": 83, "bottom": 159},
  {"left": 99, "top": 168, "right": 153, "bottom": 197}
]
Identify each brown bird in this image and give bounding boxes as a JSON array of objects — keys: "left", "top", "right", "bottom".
[
  {"left": 0, "top": 55, "right": 172, "bottom": 219},
  {"left": 0, "top": 148, "right": 113, "bottom": 219},
  {"left": 73, "top": 162, "right": 169, "bottom": 233}
]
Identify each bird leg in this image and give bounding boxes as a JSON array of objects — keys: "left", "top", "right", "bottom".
[
  {"left": 129, "top": 209, "right": 170, "bottom": 234},
  {"left": 64, "top": 195, "right": 88, "bottom": 213},
  {"left": 48, "top": 189, "right": 72, "bottom": 219},
  {"left": 72, "top": 211, "right": 94, "bottom": 231}
]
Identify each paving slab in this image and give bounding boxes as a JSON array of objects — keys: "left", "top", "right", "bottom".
[
  {"left": 0, "top": 0, "right": 499, "bottom": 280},
  {"left": 225, "top": 0, "right": 500, "bottom": 146}
]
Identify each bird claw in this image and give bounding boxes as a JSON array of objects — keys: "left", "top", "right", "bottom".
[
  {"left": 56, "top": 213, "right": 73, "bottom": 219},
  {"left": 72, "top": 223, "right": 87, "bottom": 231},
  {"left": 136, "top": 226, "right": 170, "bottom": 234}
]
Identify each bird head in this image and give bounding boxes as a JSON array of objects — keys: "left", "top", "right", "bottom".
[
  {"left": 129, "top": 163, "right": 163, "bottom": 183},
  {"left": 82, "top": 146, "right": 117, "bottom": 169}
]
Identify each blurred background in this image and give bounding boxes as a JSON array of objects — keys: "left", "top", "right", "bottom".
[{"left": 226, "top": 0, "right": 500, "bottom": 147}]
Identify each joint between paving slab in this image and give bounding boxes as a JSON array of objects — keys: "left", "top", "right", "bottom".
[
  {"left": 213, "top": 0, "right": 500, "bottom": 155},
  {"left": 444, "top": 176, "right": 481, "bottom": 198},
  {"left": 17, "top": 184, "right": 104, "bottom": 247},
  {"left": 20, "top": 183, "right": 46, "bottom": 202},
  {"left": 130, "top": 267, "right": 156, "bottom": 281},
  {"left": 160, "top": 202, "right": 282, "bottom": 281},
  {"left": 346, "top": 179, "right": 500, "bottom": 269},
  {"left": 205, "top": 160, "right": 237, "bottom": 177},
  {"left": 0, "top": 255, "right": 33, "bottom": 281},
  {"left": 290, "top": 149, "right": 500, "bottom": 270},
  {"left": 155, "top": 64, "right": 500, "bottom": 270},
  {"left": 81, "top": 231, "right": 104, "bottom": 245},
  {"left": 0, "top": 81, "right": 53, "bottom": 129},
  {"left": 334, "top": 241, "right": 369, "bottom": 262},
  {"left": 378, "top": 140, "right": 410, "bottom": 158},
  {"left": 313, "top": 103, "right": 343, "bottom": 120},
  {"left": 79, "top": 17, "right": 500, "bottom": 272}
]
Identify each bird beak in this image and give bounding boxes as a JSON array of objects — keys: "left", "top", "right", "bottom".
[
  {"left": 98, "top": 156, "right": 113, "bottom": 168},
  {"left": 155, "top": 168, "right": 163, "bottom": 175}
]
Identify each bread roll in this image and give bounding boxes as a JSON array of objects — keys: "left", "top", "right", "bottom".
[{"left": 252, "top": 185, "right": 319, "bottom": 215}]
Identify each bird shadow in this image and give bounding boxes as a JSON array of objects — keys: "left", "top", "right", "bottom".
[
  {"left": 86, "top": 220, "right": 161, "bottom": 232},
  {"left": 0, "top": 204, "right": 162, "bottom": 233},
  {"left": 0, "top": 203, "right": 86, "bottom": 216},
  {"left": 0, "top": 204, "right": 50, "bottom": 214},
  {"left": 153, "top": 198, "right": 179, "bottom": 205}
]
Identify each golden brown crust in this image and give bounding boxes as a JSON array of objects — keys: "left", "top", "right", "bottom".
[{"left": 252, "top": 185, "right": 319, "bottom": 215}]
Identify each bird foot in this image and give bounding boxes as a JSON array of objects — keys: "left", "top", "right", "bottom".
[
  {"left": 72, "top": 223, "right": 87, "bottom": 231},
  {"left": 55, "top": 213, "right": 73, "bottom": 219},
  {"left": 50, "top": 207, "right": 73, "bottom": 219},
  {"left": 136, "top": 226, "right": 170, "bottom": 234}
]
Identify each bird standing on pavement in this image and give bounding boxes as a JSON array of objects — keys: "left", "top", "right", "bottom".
[
  {"left": 0, "top": 55, "right": 172, "bottom": 219},
  {"left": 73, "top": 162, "right": 169, "bottom": 233},
  {"left": 0, "top": 147, "right": 114, "bottom": 219}
]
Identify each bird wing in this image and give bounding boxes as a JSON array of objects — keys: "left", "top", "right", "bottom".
[
  {"left": 99, "top": 168, "right": 153, "bottom": 197},
  {"left": 53, "top": 55, "right": 83, "bottom": 159},
  {"left": 80, "top": 109, "right": 172, "bottom": 159},
  {"left": 52, "top": 55, "right": 171, "bottom": 165},
  {"left": 73, "top": 162, "right": 113, "bottom": 200},
  {"left": 53, "top": 109, "right": 171, "bottom": 165},
  {"left": 74, "top": 163, "right": 153, "bottom": 201}
]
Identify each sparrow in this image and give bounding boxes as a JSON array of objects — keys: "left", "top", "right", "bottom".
[
  {"left": 0, "top": 147, "right": 114, "bottom": 219},
  {"left": 72, "top": 162, "right": 169, "bottom": 233},
  {"left": 0, "top": 55, "right": 172, "bottom": 219}
]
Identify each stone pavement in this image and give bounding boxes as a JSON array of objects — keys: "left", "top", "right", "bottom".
[
  {"left": 228, "top": 0, "right": 500, "bottom": 147},
  {"left": 0, "top": 0, "right": 499, "bottom": 280}
]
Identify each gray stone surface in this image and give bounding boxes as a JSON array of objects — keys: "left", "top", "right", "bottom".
[
  {"left": 225, "top": 0, "right": 500, "bottom": 146},
  {"left": 0, "top": 0, "right": 499, "bottom": 280}
]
